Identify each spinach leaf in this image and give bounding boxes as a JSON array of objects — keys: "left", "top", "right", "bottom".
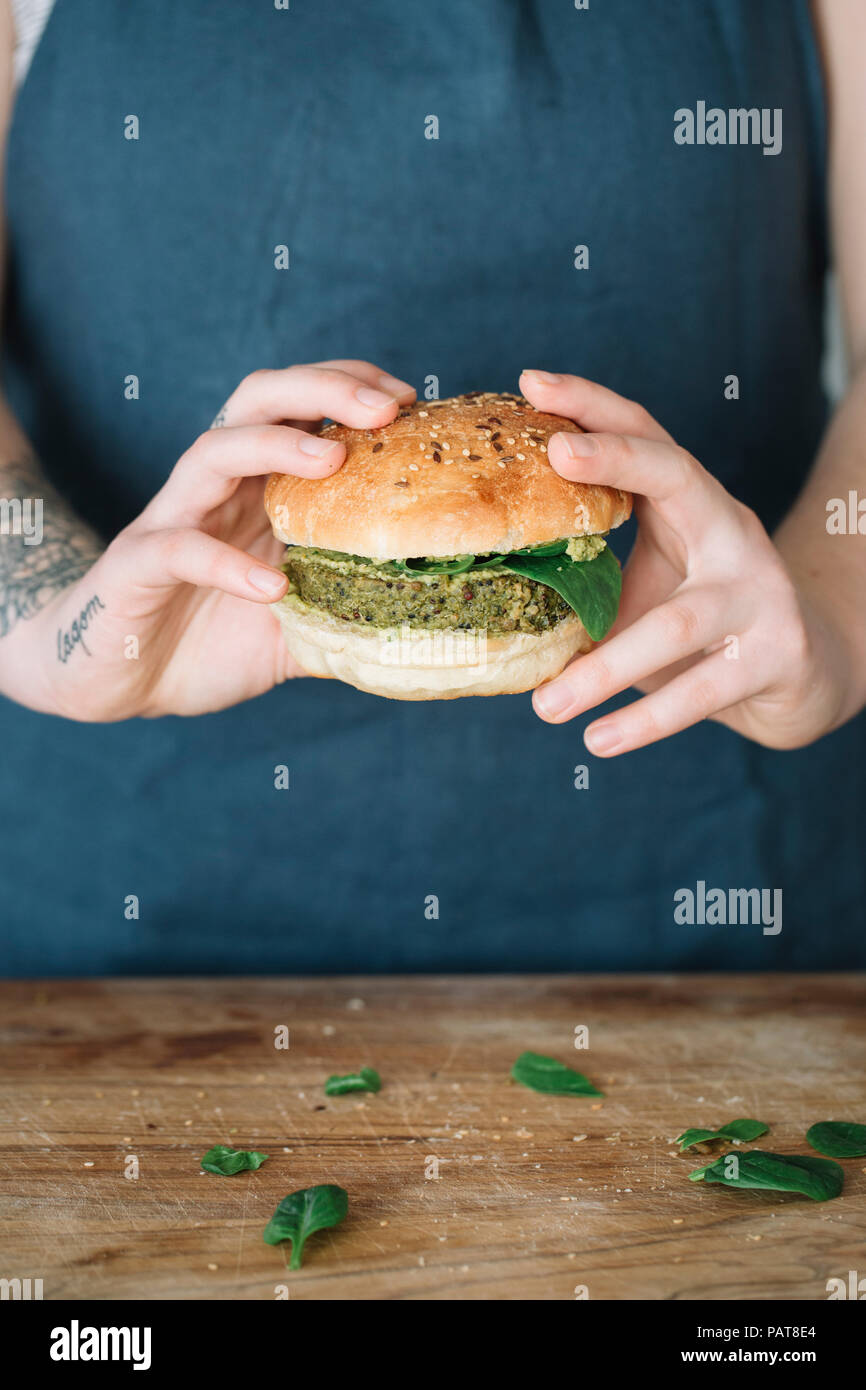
[
  {"left": 200, "top": 1145, "right": 269, "bottom": 1176},
  {"left": 511, "top": 540, "right": 569, "bottom": 557},
  {"left": 806, "top": 1121, "right": 866, "bottom": 1158},
  {"left": 393, "top": 555, "right": 475, "bottom": 575},
  {"left": 511, "top": 1051, "right": 604, "bottom": 1097},
  {"left": 469, "top": 553, "right": 507, "bottom": 570},
  {"left": 263, "top": 1185, "right": 349, "bottom": 1270},
  {"left": 689, "top": 1150, "right": 843, "bottom": 1202},
  {"left": 676, "top": 1118, "right": 769, "bottom": 1151},
  {"left": 502, "top": 544, "right": 622, "bottom": 641},
  {"left": 324, "top": 1066, "right": 381, "bottom": 1096}
]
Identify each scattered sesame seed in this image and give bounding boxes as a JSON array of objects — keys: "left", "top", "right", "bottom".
[
  {"left": 506, "top": 437, "right": 515, "bottom": 445},
  {"left": 517, "top": 453, "right": 526, "bottom": 460},
  {"left": 471, "top": 473, "right": 480, "bottom": 479},
  {"left": 418, "top": 410, "right": 428, "bottom": 417},
  {"left": 442, "top": 443, "right": 451, "bottom": 450},
  {"left": 395, "top": 479, "right": 408, "bottom": 487},
  {"left": 468, "top": 454, "right": 481, "bottom": 461},
  {"left": 372, "top": 442, "right": 383, "bottom": 453},
  {"left": 432, "top": 451, "right": 441, "bottom": 462},
  {"left": 462, "top": 448, "right": 470, "bottom": 456},
  {"left": 409, "top": 463, "right": 419, "bottom": 471}
]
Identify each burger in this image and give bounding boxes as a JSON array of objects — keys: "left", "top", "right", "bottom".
[{"left": 264, "top": 392, "right": 631, "bottom": 700}]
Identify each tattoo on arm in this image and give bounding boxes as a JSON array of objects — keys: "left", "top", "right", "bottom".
[
  {"left": 56, "top": 594, "right": 105, "bottom": 662},
  {"left": 0, "top": 454, "right": 103, "bottom": 639}
]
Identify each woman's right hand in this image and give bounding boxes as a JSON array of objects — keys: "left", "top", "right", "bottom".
[{"left": 4, "top": 361, "right": 414, "bottom": 720}]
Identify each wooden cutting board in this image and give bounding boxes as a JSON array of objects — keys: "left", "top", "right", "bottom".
[{"left": 1, "top": 974, "right": 864, "bottom": 1300}]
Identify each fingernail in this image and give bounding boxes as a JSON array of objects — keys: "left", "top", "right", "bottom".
[
  {"left": 248, "top": 566, "right": 286, "bottom": 597},
  {"left": 522, "top": 369, "right": 561, "bottom": 384},
  {"left": 377, "top": 373, "right": 413, "bottom": 399},
  {"left": 555, "top": 431, "right": 598, "bottom": 457},
  {"left": 585, "top": 722, "right": 621, "bottom": 754},
  {"left": 298, "top": 434, "right": 339, "bottom": 457},
  {"left": 534, "top": 681, "right": 573, "bottom": 719},
  {"left": 356, "top": 386, "right": 396, "bottom": 409}
]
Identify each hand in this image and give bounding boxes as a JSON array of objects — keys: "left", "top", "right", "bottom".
[
  {"left": 519, "top": 369, "right": 852, "bottom": 754},
  {"left": 17, "top": 361, "right": 414, "bottom": 719}
]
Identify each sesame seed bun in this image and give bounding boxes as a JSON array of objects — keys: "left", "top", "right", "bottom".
[
  {"left": 264, "top": 392, "right": 631, "bottom": 558},
  {"left": 271, "top": 590, "right": 594, "bottom": 700}
]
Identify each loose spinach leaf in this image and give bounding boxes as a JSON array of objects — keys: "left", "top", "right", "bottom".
[
  {"left": 263, "top": 1185, "right": 349, "bottom": 1269},
  {"left": 200, "top": 1145, "right": 269, "bottom": 1176},
  {"left": 806, "top": 1121, "right": 866, "bottom": 1158},
  {"left": 676, "top": 1118, "right": 769, "bottom": 1151},
  {"left": 324, "top": 1066, "right": 382, "bottom": 1096},
  {"left": 502, "top": 544, "right": 622, "bottom": 641},
  {"left": 689, "top": 1150, "right": 843, "bottom": 1202},
  {"left": 511, "top": 1051, "right": 604, "bottom": 1097}
]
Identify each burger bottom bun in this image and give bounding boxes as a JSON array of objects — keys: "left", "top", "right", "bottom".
[{"left": 271, "top": 592, "right": 592, "bottom": 700}]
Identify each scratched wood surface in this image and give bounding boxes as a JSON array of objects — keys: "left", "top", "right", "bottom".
[{"left": 1, "top": 975, "right": 864, "bottom": 1301}]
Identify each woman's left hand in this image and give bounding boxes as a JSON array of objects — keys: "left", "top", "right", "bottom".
[{"left": 519, "top": 369, "right": 852, "bottom": 755}]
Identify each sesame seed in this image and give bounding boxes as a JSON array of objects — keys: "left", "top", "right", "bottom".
[
  {"left": 517, "top": 453, "right": 526, "bottom": 460},
  {"left": 418, "top": 410, "right": 428, "bottom": 417},
  {"left": 462, "top": 448, "right": 470, "bottom": 456},
  {"left": 506, "top": 437, "right": 515, "bottom": 445},
  {"left": 395, "top": 479, "right": 408, "bottom": 487},
  {"left": 471, "top": 473, "right": 480, "bottom": 479},
  {"left": 433, "top": 451, "right": 441, "bottom": 462},
  {"left": 497, "top": 461, "right": 506, "bottom": 468},
  {"left": 372, "top": 442, "right": 383, "bottom": 453},
  {"left": 442, "top": 443, "right": 451, "bottom": 450},
  {"left": 409, "top": 463, "right": 419, "bottom": 471}
]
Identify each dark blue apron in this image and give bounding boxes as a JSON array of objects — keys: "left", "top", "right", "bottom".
[{"left": 3, "top": 0, "right": 862, "bottom": 974}]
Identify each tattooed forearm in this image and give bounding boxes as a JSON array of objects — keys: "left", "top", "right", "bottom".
[{"left": 0, "top": 454, "right": 103, "bottom": 639}]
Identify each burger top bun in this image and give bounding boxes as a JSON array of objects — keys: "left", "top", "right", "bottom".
[{"left": 265, "top": 392, "right": 632, "bottom": 559}]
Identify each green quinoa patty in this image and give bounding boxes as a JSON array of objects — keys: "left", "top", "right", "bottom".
[{"left": 282, "top": 547, "right": 574, "bottom": 633}]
